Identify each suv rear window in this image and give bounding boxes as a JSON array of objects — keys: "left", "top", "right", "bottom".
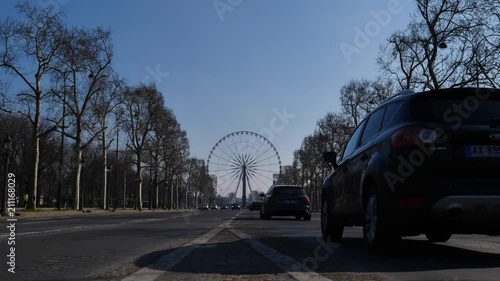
[
  {"left": 411, "top": 100, "right": 500, "bottom": 125},
  {"left": 272, "top": 186, "right": 306, "bottom": 196}
]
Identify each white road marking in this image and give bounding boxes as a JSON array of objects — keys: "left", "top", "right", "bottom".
[
  {"left": 23, "top": 220, "right": 56, "bottom": 225},
  {"left": 0, "top": 213, "right": 198, "bottom": 240},
  {"left": 121, "top": 217, "right": 236, "bottom": 281},
  {"left": 228, "top": 228, "right": 333, "bottom": 281}
]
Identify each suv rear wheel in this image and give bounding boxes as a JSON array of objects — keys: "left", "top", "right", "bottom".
[
  {"left": 363, "top": 185, "right": 400, "bottom": 250},
  {"left": 321, "top": 196, "right": 343, "bottom": 241}
]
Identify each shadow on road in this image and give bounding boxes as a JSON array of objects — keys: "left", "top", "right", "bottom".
[{"left": 132, "top": 229, "right": 500, "bottom": 276}]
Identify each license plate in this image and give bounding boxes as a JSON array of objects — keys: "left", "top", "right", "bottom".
[
  {"left": 282, "top": 200, "right": 297, "bottom": 204},
  {"left": 465, "top": 145, "right": 500, "bottom": 157}
]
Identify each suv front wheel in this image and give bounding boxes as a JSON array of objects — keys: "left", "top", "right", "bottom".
[
  {"left": 321, "top": 196, "right": 343, "bottom": 241},
  {"left": 425, "top": 231, "right": 452, "bottom": 243}
]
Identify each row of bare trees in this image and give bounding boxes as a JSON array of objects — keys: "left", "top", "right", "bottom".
[
  {"left": 277, "top": 0, "right": 499, "bottom": 210},
  {"left": 0, "top": 2, "right": 215, "bottom": 210},
  {"left": 274, "top": 79, "right": 392, "bottom": 210}
]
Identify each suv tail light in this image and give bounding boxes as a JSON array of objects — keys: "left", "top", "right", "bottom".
[
  {"left": 391, "top": 126, "right": 437, "bottom": 148},
  {"left": 304, "top": 197, "right": 310, "bottom": 204}
]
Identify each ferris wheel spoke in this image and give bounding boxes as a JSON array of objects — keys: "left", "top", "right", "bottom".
[
  {"left": 246, "top": 137, "right": 267, "bottom": 165},
  {"left": 212, "top": 151, "right": 241, "bottom": 166},
  {"left": 212, "top": 162, "right": 241, "bottom": 169},
  {"left": 247, "top": 163, "right": 281, "bottom": 168},
  {"left": 244, "top": 134, "right": 258, "bottom": 163},
  {"left": 248, "top": 167, "right": 280, "bottom": 177},
  {"left": 229, "top": 135, "right": 245, "bottom": 165},
  {"left": 247, "top": 145, "right": 274, "bottom": 167},
  {"left": 230, "top": 135, "right": 244, "bottom": 161},
  {"left": 248, "top": 169, "right": 275, "bottom": 182},
  {"left": 220, "top": 171, "right": 242, "bottom": 198},
  {"left": 247, "top": 154, "right": 280, "bottom": 167},
  {"left": 247, "top": 170, "right": 271, "bottom": 189},
  {"left": 215, "top": 169, "right": 241, "bottom": 184},
  {"left": 246, "top": 174, "right": 253, "bottom": 194},
  {"left": 223, "top": 139, "right": 243, "bottom": 166},
  {"left": 247, "top": 171, "right": 268, "bottom": 193},
  {"left": 243, "top": 134, "right": 254, "bottom": 164},
  {"left": 219, "top": 146, "right": 243, "bottom": 166},
  {"left": 209, "top": 166, "right": 241, "bottom": 174},
  {"left": 234, "top": 172, "right": 243, "bottom": 200},
  {"left": 217, "top": 169, "right": 241, "bottom": 190},
  {"left": 218, "top": 139, "right": 242, "bottom": 166}
]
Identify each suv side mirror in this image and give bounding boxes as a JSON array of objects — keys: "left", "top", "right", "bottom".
[
  {"left": 323, "top": 151, "right": 339, "bottom": 169},
  {"left": 259, "top": 192, "right": 265, "bottom": 197}
]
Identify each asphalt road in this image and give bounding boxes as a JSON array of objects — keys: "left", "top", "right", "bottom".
[{"left": 1, "top": 210, "right": 499, "bottom": 281}]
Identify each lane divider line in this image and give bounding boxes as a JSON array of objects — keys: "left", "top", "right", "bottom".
[
  {"left": 121, "top": 217, "right": 236, "bottom": 281},
  {"left": 228, "top": 228, "right": 333, "bottom": 281}
]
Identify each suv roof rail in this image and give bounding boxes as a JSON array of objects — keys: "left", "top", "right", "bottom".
[{"left": 386, "top": 89, "right": 415, "bottom": 102}]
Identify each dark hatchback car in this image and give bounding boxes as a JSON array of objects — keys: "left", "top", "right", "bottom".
[
  {"left": 321, "top": 88, "right": 500, "bottom": 249},
  {"left": 260, "top": 185, "right": 311, "bottom": 220},
  {"left": 249, "top": 201, "right": 262, "bottom": 211}
]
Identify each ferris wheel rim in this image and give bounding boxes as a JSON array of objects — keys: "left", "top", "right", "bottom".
[
  {"left": 206, "top": 131, "right": 282, "bottom": 199},
  {"left": 207, "top": 130, "right": 282, "bottom": 174}
]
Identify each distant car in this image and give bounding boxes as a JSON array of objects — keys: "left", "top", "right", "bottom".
[
  {"left": 249, "top": 201, "right": 262, "bottom": 211},
  {"left": 220, "top": 205, "right": 228, "bottom": 210},
  {"left": 231, "top": 203, "right": 242, "bottom": 210},
  {"left": 260, "top": 185, "right": 311, "bottom": 220},
  {"left": 199, "top": 204, "right": 209, "bottom": 211},
  {"left": 210, "top": 204, "right": 219, "bottom": 210}
]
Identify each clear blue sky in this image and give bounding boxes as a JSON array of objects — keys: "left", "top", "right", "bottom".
[{"left": 0, "top": 0, "right": 413, "bottom": 166}]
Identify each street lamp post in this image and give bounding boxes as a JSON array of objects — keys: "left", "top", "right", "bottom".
[
  {"left": 134, "top": 174, "right": 141, "bottom": 210},
  {"left": 1, "top": 135, "right": 12, "bottom": 216},
  {"left": 106, "top": 165, "right": 111, "bottom": 210},
  {"left": 114, "top": 128, "right": 119, "bottom": 210},
  {"left": 80, "top": 157, "right": 86, "bottom": 212},
  {"left": 149, "top": 166, "right": 152, "bottom": 210}
]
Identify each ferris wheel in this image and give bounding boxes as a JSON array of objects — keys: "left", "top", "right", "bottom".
[{"left": 207, "top": 131, "right": 281, "bottom": 208}]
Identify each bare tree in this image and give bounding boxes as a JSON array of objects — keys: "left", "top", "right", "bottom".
[
  {"left": 53, "top": 26, "right": 113, "bottom": 210},
  {"left": 316, "top": 111, "right": 354, "bottom": 153},
  {"left": 378, "top": 0, "right": 499, "bottom": 90},
  {"left": 145, "top": 106, "right": 179, "bottom": 209},
  {"left": 88, "top": 74, "right": 124, "bottom": 209},
  {"left": 122, "top": 84, "right": 164, "bottom": 211},
  {"left": 158, "top": 119, "right": 189, "bottom": 209},
  {"left": 0, "top": 3, "right": 66, "bottom": 209},
  {"left": 340, "top": 78, "right": 394, "bottom": 126}
]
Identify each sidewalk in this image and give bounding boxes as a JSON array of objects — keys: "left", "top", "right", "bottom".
[{"left": 1, "top": 207, "right": 194, "bottom": 219}]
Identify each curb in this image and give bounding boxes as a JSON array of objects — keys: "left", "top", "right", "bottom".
[{"left": 1, "top": 208, "right": 196, "bottom": 220}]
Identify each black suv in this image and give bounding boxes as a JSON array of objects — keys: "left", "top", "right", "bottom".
[
  {"left": 260, "top": 185, "right": 311, "bottom": 220},
  {"left": 321, "top": 88, "right": 500, "bottom": 249}
]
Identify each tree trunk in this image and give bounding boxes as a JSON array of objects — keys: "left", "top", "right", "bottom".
[{"left": 28, "top": 125, "right": 40, "bottom": 210}]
